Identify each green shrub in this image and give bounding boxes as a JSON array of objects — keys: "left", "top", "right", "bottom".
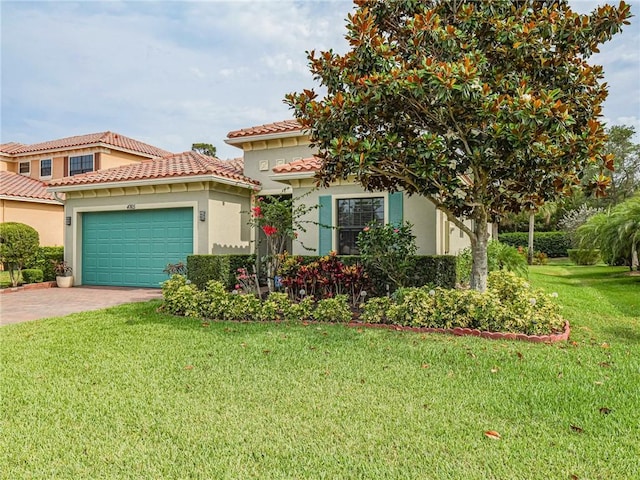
[
  {"left": 21, "top": 269, "right": 43, "bottom": 284},
  {"left": 198, "top": 281, "right": 229, "bottom": 320},
  {"left": 457, "top": 241, "right": 528, "bottom": 285},
  {"left": 357, "top": 222, "right": 417, "bottom": 288},
  {"left": 187, "top": 254, "right": 256, "bottom": 290},
  {"left": 160, "top": 275, "right": 200, "bottom": 317},
  {"left": 0, "top": 222, "right": 40, "bottom": 287},
  {"left": 567, "top": 249, "right": 601, "bottom": 265},
  {"left": 410, "top": 255, "right": 457, "bottom": 289},
  {"left": 365, "top": 271, "right": 565, "bottom": 335},
  {"left": 225, "top": 293, "right": 263, "bottom": 321},
  {"left": 313, "top": 295, "right": 352, "bottom": 323},
  {"left": 498, "top": 231, "right": 570, "bottom": 257},
  {"left": 30, "top": 246, "right": 64, "bottom": 281}
]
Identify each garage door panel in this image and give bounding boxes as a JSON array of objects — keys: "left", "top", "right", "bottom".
[{"left": 82, "top": 208, "right": 193, "bottom": 287}]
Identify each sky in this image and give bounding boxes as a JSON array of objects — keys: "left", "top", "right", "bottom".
[{"left": 1, "top": 1, "right": 639, "bottom": 160}]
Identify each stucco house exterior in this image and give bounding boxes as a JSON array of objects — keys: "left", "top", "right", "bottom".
[
  {"left": 0, "top": 132, "right": 172, "bottom": 246},
  {"left": 44, "top": 120, "right": 474, "bottom": 288},
  {"left": 48, "top": 151, "right": 258, "bottom": 287},
  {"left": 226, "top": 120, "right": 473, "bottom": 258}
]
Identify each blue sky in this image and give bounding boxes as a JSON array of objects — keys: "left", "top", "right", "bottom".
[{"left": 2, "top": 0, "right": 638, "bottom": 160}]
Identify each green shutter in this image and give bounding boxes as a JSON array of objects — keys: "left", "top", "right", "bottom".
[
  {"left": 318, "top": 195, "right": 332, "bottom": 255},
  {"left": 388, "top": 192, "right": 404, "bottom": 225}
]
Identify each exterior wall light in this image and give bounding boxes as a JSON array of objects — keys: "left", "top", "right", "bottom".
[
  {"left": 65, "top": 216, "right": 72, "bottom": 226},
  {"left": 199, "top": 211, "right": 206, "bottom": 222}
]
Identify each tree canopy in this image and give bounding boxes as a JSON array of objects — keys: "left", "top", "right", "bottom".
[
  {"left": 286, "top": 0, "right": 631, "bottom": 290},
  {"left": 191, "top": 143, "right": 217, "bottom": 157}
]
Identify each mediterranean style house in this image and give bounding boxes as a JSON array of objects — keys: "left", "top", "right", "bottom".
[
  {"left": 44, "top": 120, "right": 474, "bottom": 288},
  {"left": 0, "top": 132, "right": 171, "bottom": 245}
]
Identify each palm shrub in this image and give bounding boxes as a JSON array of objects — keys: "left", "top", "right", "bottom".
[{"left": 577, "top": 194, "right": 640, "bottom": 269}]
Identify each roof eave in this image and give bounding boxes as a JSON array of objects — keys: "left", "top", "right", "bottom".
[
  {"left": 47, "top": 174, "right": 260, "bottom": 193},
  {"left": 224, "top": 129, "right": 308, "bottom": 147},
  {"left": 269, "top": 171, "right": 317, "bottom": 181},
  {"left": 11, "top": 142, "right": 162, "bottom": 159},
  {"left": 0, "top": 194, "right": 62, "bottom": 205}
]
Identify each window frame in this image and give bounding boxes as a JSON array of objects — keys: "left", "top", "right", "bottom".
[
  {"left": 40, "top": 158, "right": 52, "bottom": 179},
  {"left": 334, "top": 194, "right": 386, "bottom": 255},
  {"left": 19, "top": 161, "right": 31, "bottom": 175},
  {"left": 68, "top": 154, "right": 94, "bottom": 176}
]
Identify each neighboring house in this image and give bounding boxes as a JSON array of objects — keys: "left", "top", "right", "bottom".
[
  {"left": 48, "top": 151, "right": 259, "bottom": 287},
  {"left": 0, "top": 132, "right": 172, "bottom": 246},
  {"left": 225, "top": 120, "right": 474, "bottom": 257}
]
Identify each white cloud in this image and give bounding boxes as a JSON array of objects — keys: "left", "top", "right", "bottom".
[{"left": 1, "top": 0, "right": 638, "bottom": 158}]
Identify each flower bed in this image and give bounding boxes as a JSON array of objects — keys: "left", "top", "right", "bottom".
[{"left": 161, "top": 270, "right": 568, "bottom": 341}]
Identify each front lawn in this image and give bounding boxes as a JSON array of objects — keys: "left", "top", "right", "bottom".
[{"left": 1, "top": 266, "right": 638, "bottom": 479}]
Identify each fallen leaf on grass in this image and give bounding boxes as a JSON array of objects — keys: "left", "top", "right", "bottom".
[
  {"left": 184, "top": 365, "right": 194, "bottom": 370},
  {"left": 570, "top": 474, "right": 579, "bottom": 480},
  {"left": 570, "top": 424, "right": 583, "bottom": 433},
  {"left": 516, "top": 352, "right": 524, "bottom": 360},
  {"left": 201, "top": 322, "right": 210, "bottom": 327},
  {"left": 484, "top": 430, "right": 501, "bottom": 440},
  {"left": 302, "top": 321, "right": 309, "bottom": 326},
  {"left": 601, "top": 343, "right": 610, "bottom": 349},
  {"left": 491, "top": 367, "right": 499, "bottom": 374},
  {"left": 558, "top": 371, "right": 564, "bottom": 378},
  {"left": 599, "top": 407, "right": 612, "bottom": 415},
  {"left": 263, "top": 350, "right": 271, "bottom": 355},
  {"left": 598, "top": 362, "right": 611, "bottom": 368},
  {"left": 421, "top": 364, "right": 430, "bottom": 369}
]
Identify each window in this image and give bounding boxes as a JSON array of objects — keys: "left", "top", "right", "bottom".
[
  {"left": 337, "top": 197, "right": 384, "bottom": 254},
  {"left": 40, "top": 159, "right": 52, "bottom": 178},
  {"left": 69, "top": 154, "right": 94, "bottom": 176},
  {"left": 19, "top": 161, "right": 30, "bottom": 175}
]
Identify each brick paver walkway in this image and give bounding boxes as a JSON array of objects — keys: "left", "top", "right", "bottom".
[{"left": 0, "top": 286, "right": 163, "bottom": 325}]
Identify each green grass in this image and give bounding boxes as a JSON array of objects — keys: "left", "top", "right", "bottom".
[{"left": 1, "top": 266, "right": 638, "bottom": 479}]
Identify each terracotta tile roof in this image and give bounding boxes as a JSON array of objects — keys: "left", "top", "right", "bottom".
[
  {"left": 272, "top": 157, "right": 322, "bottom": 174},
  {"left": 227, "top": 120, "right": 303, "bottom": 139},
  {"left": 225, "top": 157, "right": 245, "bottom": 174},
  {"left": 48, "top": 151, "right": 260, "bottom": 188},
  {"left": 0, "top": 142, "right": 27, "bottom": 154},
  {"left": 0, "top": 171, "right": 62, "bottom": 202},
  {"left": 9, "top": 132, "right": 172, "bottom": 157}
]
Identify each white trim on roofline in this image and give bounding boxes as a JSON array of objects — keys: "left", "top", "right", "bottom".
[
  {"left": 225, "top": 129, "right": 308, "bottom": 147},
  {"left": 11, "top": 142, "right": 162, "bottom": 160},
  {"left": 269, "top": 171, "right": 317, "bottom": 181},
  {"left": 47, "top": 173, "right": 259, "bottom": 193},
  {"left": 0, "top": 195, "right": 62, "bottom": 205}
]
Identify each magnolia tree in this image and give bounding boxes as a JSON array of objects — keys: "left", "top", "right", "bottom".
[{"left": 286, "top": 0, "right": 631, "bottom": 291}]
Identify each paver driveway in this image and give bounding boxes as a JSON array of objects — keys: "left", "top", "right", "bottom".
[{"left": 0, "top": 286, "right": 163, "bottom": 325}]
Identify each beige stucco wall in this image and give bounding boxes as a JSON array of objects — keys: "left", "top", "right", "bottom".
[
  {"left": 285, "top": 181, "right": 443, "bottom": 256},
  {"left": 0, "top": 199, "right": 64, "bottom": 246},
  {"left": 61, "top": 181, "right": 252, "bottom": 285},
  {"left": 100, "top": 151, "right": 151, "bottom": 169},
  {"left": 242, "top": 142, "right": 315, "bottom": 193},
  {"left": 0, "top": 159, "right": 16, "bottom": 172}
]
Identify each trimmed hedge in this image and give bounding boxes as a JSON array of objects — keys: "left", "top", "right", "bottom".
[
  {"left": 21, "top": 269, "right": 44, "bottom": 284},
  {"left": 29, "top": 246, "right": 64, "bottom": 282},
  {"left": 567, "top": 249, "right": 601, "bottom": 266},
  {"left": 187, "top": 254, "right": 256, "bottom": 290},
  {"left": 498, "top": 231, "right": 570, "bottom": 257}
]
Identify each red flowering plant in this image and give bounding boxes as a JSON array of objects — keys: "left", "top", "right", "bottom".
[
  {"left": 277, "top": 251, "right": 370, "bottom": 307},
  {"left": 247, "top": 193, "right": 318, "bottom": 292}
]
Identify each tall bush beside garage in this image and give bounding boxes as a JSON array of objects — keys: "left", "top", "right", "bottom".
[{"left": 0, "top": 222, "right": 40, "bottom": 287}]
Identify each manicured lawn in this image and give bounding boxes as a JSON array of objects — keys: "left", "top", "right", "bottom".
[{"left": 1, "top": 266, "right": 638, "bottom": 479}]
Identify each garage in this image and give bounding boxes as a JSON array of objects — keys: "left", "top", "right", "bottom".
[{"left": 82, "top": 207, "right": 193, "bottom": 287}]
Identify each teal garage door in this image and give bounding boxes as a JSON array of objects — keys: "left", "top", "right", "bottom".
[{"left": 82, "top": 208, "right": 193, "bottom": 287}]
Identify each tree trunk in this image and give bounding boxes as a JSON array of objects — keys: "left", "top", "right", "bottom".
[
  {"left": 470, "top": 214, "right": 490, "bottom": 292},
  {"left": 527, "top": 211, "right": 535, "bottom": 265}
]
